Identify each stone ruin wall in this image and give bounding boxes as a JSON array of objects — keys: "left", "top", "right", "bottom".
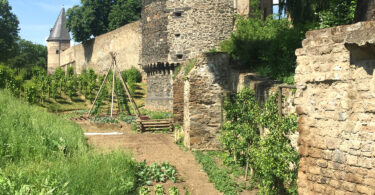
[
  {"left": 59, "top": 21, "right": 142, "bottom": 75},
  {"left": 182, "top": 53, "right": 234, "bottom": 150},
  {"left": 295, "top": 21, "right": 375, "bottom": 194},
  {"left": 173, "top": 52, "right": 298, "bottom": 150},
  {"left": 141, "top": 0, "right": 235, "bottom": 112}
]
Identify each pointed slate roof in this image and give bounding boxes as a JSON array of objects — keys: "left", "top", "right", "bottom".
[{"left": 47, "top": 7, "right": 70, "bottom": 41}]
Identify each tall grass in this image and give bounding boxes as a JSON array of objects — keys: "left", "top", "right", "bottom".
[{"left": 0, "top": 90, "right": 139, "bottom": 194}]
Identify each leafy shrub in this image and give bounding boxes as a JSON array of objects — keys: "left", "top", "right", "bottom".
[
  {"left": 119, "top": 115, "right": 137, "bottom": 124},
  {"left": 139, "top": 186, "right": 151, "bottom": 195},
  {"left": 136, "top": 161, "right": 178, "bottom": 185},
  {"left": 318, "top": 0, "right": 356, "bottom": 29},
  {"left": 220, "top": 16, "right": 304, "bottom": 82},
  {"left": 169, "top": 186, "right": 179, "bottom": 195},
  {"left": 221, "top": 88, "right": 298, "bottom": 194},
  {"left": 123, "top": 67, "right": 142, "bottom": 83},
  {"left": 23, "top": 80, "right": 38, "bottom": 104},
  {"left": 155, "top": 184, "right": 165, "bottom": 195}
]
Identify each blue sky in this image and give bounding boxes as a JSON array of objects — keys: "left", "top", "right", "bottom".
[{"left": 8, "top": 0, "right": 80, "bottom": 45}]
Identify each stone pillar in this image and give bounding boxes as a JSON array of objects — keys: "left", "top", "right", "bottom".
[
  {"left": 183, "top": 53, "right": 231, "bottom": 150},
  {"left": 295, "top": 21, "right": 375, "bottom": 194}
]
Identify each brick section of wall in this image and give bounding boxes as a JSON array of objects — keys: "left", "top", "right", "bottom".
[
  {"left": 295, "top": 21, "right": 375, "bottom": 194},
  {"left": 58, "top": 21, "right": 142, "bottom": 74},
  {"left": 183, "top": 53, "right": 232, "bottom": 150}
]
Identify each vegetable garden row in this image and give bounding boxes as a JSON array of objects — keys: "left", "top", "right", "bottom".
[{"left": 0, "top": 65, "right": 142, "bottom": 115}]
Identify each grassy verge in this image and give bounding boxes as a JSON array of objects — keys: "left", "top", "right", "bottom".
[{"left": 0, "top": 90, "right": 139, "bottom": 194}]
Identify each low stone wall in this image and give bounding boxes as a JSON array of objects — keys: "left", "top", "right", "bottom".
[
  {"left": 60, "top": 21, "right": 142, "bottom": 74},
  {"left": 295, "top": 21, "right": 375, "bottom": 194}
]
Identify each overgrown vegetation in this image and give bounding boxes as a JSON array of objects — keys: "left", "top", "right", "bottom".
[
  {"left": 0, "top": 90, "right": 139, "bottom": 194},
  {"left": 220, "top": 16, "right": 303, "bottom": 83},
  {"left": 0, "top": 90, "right": 184, "bottom": 193},
  {"left": 221, "top": 0, "right": 358, "bottom": 84},
  {"left": 220, "top": 88, "right": 298, "bottom": 194}
]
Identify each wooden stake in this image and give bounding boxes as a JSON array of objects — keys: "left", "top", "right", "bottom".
[
  {"left": 110, "top": 60, "right": 116, "bottom": 118},
  {"left": 88, "top": 65, "right": 112, "bottom": 116}
]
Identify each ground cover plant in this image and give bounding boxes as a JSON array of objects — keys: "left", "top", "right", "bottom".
[{"left": 194, "top": 151, "right": 243, "bottom": 194}]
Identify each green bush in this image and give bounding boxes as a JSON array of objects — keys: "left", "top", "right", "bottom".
[
  {"left": 23, "top": 80, "right": 39, "bottom": 104},
  {"left": 123, "top": 67, "right": 142, "bottom": 83},
  {"left": 220, "top": 16, "right": 304, "bottom": 83},
  {"left": 221, "top": 88, "right": 298, "bottom": 194}
]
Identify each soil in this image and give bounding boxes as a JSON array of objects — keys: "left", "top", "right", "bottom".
[{"left": 76, "top": 120, "right": 222, "bottom": 195}]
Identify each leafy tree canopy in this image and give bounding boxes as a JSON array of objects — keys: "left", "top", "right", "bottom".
[
  {"left": 7, "top": 39, "right": 47, "bottom": 71},
  {"left": 66, "top": 0, "right": 141, "bottom": 42},
  {"left": 0, "top": 0, "right": 19, "bottom": 62},
  {"left": 280, "top": 0, "right": 357, "bottom": 29}
]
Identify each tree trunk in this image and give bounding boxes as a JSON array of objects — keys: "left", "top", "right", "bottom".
[{"left": 354, "top": 0, "right": 375, "bottom": 22}]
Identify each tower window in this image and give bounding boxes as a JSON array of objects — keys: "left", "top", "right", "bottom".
[
  {"left": 173, "top": 11, "right": 182, "bottom": 17},
  {"left": 176, "top": 54, "right": 183, "bottom": 59},
  {"left": 56, "top": 50, "right": 59, "bottom": 54}
]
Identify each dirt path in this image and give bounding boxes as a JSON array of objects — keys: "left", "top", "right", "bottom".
[{"left": 77, "top": 121, "right": 221, "bottom": 195}]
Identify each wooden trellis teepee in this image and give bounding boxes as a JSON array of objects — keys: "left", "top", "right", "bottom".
[{"left": 87, "top": 52, "right": 140, "bottom": 118}]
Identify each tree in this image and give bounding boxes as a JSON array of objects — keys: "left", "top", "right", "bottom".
[
  {"left": 108, "top": 0, "right": 141, "bottom": 31},
  {"left": 0, "top": 0, "right": 19, "bottom": 63},
  {"left": 66, "top": 0, "right": 141, "bottom": 42},
  {"left": 7, "top": 39, "right": 47, "bottom": 72},
  {"left": 280, "top": 0, "right": 356, "bottom": 29}
]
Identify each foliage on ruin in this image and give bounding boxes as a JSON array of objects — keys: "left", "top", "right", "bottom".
[
  {"left": 221, "top": 88, "right": 298, "bottom": 194},
  {"left": 280, "top": 0, "right": 357, "bottom": 28},
  {"left": 66, "top": 0, "right": 141, "bottom": 42},
  {"left": 317, "top": 0, "right": 357, "bottom": 29},
  {"left": 220, "top": 15, "right": 304, "bottom": 84}
]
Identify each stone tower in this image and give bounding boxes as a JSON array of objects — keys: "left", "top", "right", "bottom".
[
  {"left": 141, "top": 0, "right": 235, "bottom": 112},
  {"left": 47, "top": 7, "right": 71, "bottom": 74}
]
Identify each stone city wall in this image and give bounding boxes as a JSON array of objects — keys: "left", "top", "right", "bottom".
[
  {"left": 60, "top": 21, "right": 142, "bottom": 74},
  {"left": 295, "top": 21, "right": 375, "bottom": 194}
]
